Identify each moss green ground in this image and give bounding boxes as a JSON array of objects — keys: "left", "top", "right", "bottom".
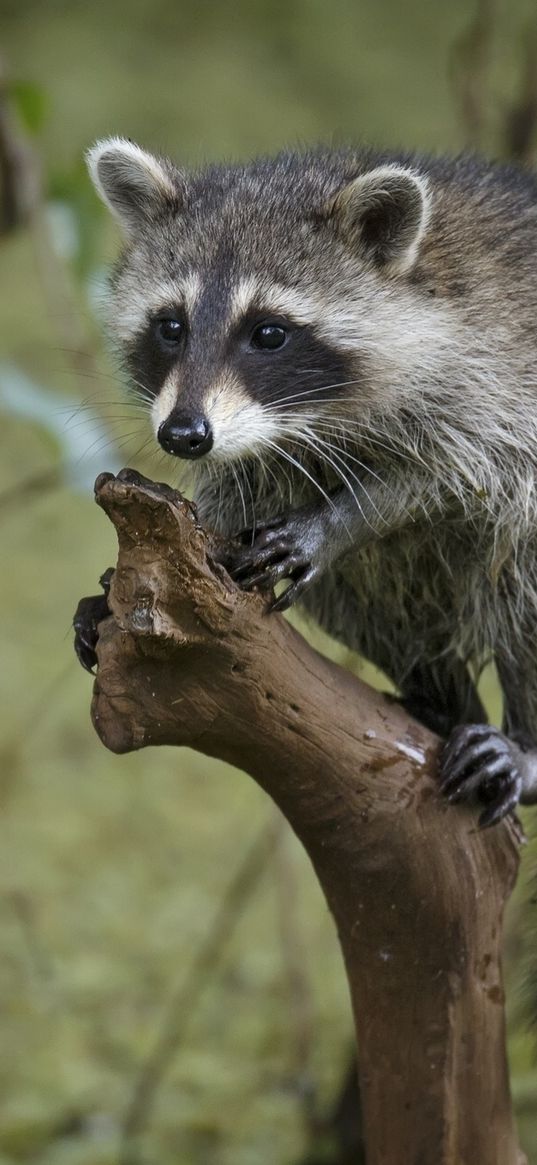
[{"left": 1, "top": 2, "right": 537, "bottom": 1161}]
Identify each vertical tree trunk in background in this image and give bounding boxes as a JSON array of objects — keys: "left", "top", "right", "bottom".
[{"left": 84, "top": 468, "right": 526, "bottom": 1165}]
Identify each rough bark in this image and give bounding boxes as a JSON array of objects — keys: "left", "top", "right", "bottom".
[{"left": 87, "top": 467, "right": 526, "bottom": 1165}]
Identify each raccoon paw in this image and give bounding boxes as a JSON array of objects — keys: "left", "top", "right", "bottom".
[
  {"left": 439, "top": 724, "right": 522, "bottom": 828},
  {"left": 226, "top": 515, "right": 322, "bottom": 612},
  {"left": 73, "top": 568, "right": 114, "bottom": 674}
]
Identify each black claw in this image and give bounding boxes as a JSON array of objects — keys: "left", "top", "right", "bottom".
[
  {"left": 441, "top": 723, "right": 494, "bottom": 770},
  {"left": 75, "top": 639, "right": 98, "bottom": 675},
  {"left": 440, "top": 723, "right": 522, "bottom": 826},
  {"left": 269, "top": 567, "right": 316, "bottom": 613},
  {"left": 441, "top": 745, "right": 511, "bottom": 794},
  {"left": 241, "top": 570, "right": 275, "bottom": 591},
  {"left": 229, "top": 540, "right": 291, "bottom": 580},
  {"left": 444, "top": 761, "right": 512, "bottom": 804},
  {"left": 231, "top": 542, "right": 291, "bottom": 580},
  {"left": 235, "top": 516, "right": 285, "bottom": 545},
  {"left": 73, "top": 570, "right": 113, "bottom": 674},
  {"left": 225, "top": 513, "right": 322, "bottom": 608},
  {"left": 259, "top": 557, "right": 303, "bottom": 589},
  {"left": 443, "top": 775, "right": 472, "bottom": 802},
  {"left": 228, "top": 530, "right": 311, "bottom": 596},
  {"left": 270, "top": 587, "right": 295, "bottom": 613},
  {"left": 99, "top": 567, "right": 114, "bottom": 596},
  {"left": 478, "top": 779, "right": 521, "bottom": 829}
]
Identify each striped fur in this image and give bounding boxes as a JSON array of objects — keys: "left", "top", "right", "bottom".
[{"left": 88, "top": 138, "right": 537, "bottom": 741}]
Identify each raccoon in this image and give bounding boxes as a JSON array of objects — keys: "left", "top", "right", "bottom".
[{"left": 76, "top": 135, "right": 537, "bottom": 827}]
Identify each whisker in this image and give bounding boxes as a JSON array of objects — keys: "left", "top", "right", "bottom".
[
  {"left": 128, "top": 376, "right": 157, "bottom": 404},
  {"left": 289, "top": 430, "right": 369, "bottom": 521},
  {"left": 240, "top": 462, "right": 257, "bottom": 531},
  {"left": 60, "top": 394, "right": 149, "bottom": 429},
  {"left": 304, "top": 428, "right": 394, "bottom": 493},
  {"left": 296, "top": 431, "right": 388, "bottom": 530},
  {"left": 262, "top": 407, "right": 420, "bottom": 466},
  {"left": 124, "top": 433, "right": 159, "bottom": 462},
  {"left": 70, "top": 430, "right": 138, "bottom": 469},
  {"left": 216, "top": 469, "right": 225, "bottom": 533},
  {"left": 60, "top": 401, "right": 147, "bottom": 414},
  {"left": 62, "top": 417, "right": 148, "bottom": 434},
  {"left": 230, "top": 462, "right": 248, "bottom": 529},
  {"left": 263, "top": 440, "right": 339, "bottom": 518},
  {"left": 270, "top": 379, "right": 364, "bottom": 408}
]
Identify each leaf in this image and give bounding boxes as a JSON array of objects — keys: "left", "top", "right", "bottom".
[
  {"left": 49, "top": 163, "right": 106, "bottom": 278},
  {"left": 10, "top": 80, "right": 48, "bottom": 134}
]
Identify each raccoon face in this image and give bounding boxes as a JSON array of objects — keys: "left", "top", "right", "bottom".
[{"left": 87, "top": 138, "right": 434, "bottom": 466}]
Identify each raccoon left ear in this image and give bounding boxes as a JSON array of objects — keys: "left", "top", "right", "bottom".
[
  {"left": 86, "top": 137, "right": 182, "bottom": 235},
  {"left": 330, "top": 165, "right": 431, "bottom": 274}
]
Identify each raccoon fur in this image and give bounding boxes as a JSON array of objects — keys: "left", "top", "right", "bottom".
[{"left": 82, "top": 135, "right": 537, "bottom": 826}]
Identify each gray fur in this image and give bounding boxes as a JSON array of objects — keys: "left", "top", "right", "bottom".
[{"left": 88, "top": 138, "right": 537, "bottom": 809}]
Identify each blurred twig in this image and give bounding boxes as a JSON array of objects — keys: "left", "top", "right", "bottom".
[
  {"left": 29, "top": 202, "right": 100, "bottom": 384},
  {"left": 0, "top": 56, "right": 100, "bottom": 375},
  {"left": 449, "top": 0, "right": 494, "bottom": 151},
  {"left": 0, "top": 54, "right": 118, "bottom": 499},
  {"left": 272, "top": 809, "right": 317, "bottom": 1130},
  {"left": 0, "top": 466, "right": 62, "bottom": 515},
  {"left": 8, "top": 889, "right": 58, "bottom": 1004},
  {"left": 450, "top": 0, "right": 537, "bottom": 164},
  {"left": 0, "top": 659, "right": 75, "bottom": 759},
  {"left": 501, "top": 25, "right": 537, "bottom": 164},
  {"left": 0, "top": 56, "right": 39, "bottom": 235},
  {"left": 120, "top": 815, "right": 281, "bottom": 1165}
]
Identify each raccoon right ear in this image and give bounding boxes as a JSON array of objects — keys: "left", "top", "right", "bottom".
[
  {"left": 86, "top": 137, "right": 183, "bottom": 235},
  {"left": 330, "top": 165, "right": 431, "bottom": 275}
]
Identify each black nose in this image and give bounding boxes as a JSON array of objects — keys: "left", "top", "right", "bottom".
[{"left": 158, "top": 413, "right": 213, "bottom": 460}]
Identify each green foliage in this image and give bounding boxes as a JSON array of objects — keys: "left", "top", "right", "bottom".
[
  {"left": 10, "top": 80, "right": 48, "bottom": 135},
  {"left": 48, "top": 162, "right": 105, "bottom": 279}
]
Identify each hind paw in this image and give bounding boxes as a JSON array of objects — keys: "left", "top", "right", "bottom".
[{"left": 439, "top": 724, "right": 522, "bottom": 828}]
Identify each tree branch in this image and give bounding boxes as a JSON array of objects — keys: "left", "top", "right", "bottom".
[{"left": 88, "top": 467, "right": 526, "bottom": 1165}]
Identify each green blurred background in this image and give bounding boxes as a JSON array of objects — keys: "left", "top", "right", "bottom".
[{"left": 1, "top": 1, "right": 537, "bottom": 1162}]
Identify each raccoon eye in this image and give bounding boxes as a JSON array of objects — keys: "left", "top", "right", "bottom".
[
  {"left": 250, "top": 323, "right": 287, "bottom": 351},
  {"left": 157, "top": 318, "right": 183, "bottom": 345}
]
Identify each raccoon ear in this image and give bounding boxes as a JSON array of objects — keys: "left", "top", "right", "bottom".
[
  {"left": 330, "top": 165, "right": 431, "bottom": 274},
  {"left": 86, "top": 137, "right": 182, "bottom": 235}
]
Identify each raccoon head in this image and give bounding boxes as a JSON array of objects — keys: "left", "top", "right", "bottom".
[{"left": 87, "top": 138, "right": 437, "bottom": 469}]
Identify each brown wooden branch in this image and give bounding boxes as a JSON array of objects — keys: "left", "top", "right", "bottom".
[{"left": 88, "top": 467, "right": 526, "bottom": 1165}]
